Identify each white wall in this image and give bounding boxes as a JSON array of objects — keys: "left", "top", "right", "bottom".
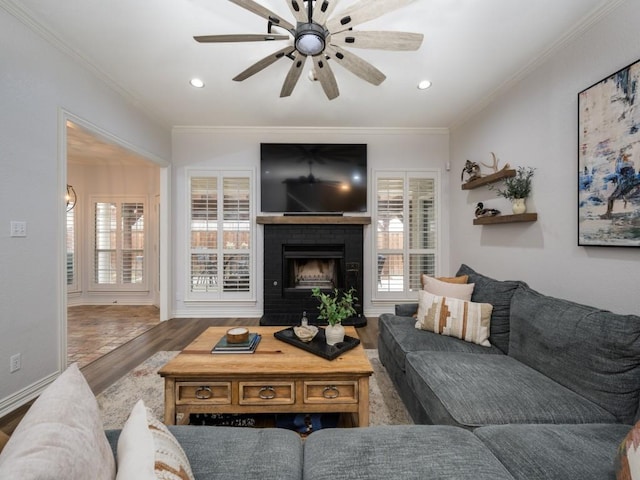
[
  {"left": 0, "top": 6, "right": 170, "bottom": 415},
  {"left": 171, "top": 127, "right": 450, "bottom": 318},
  {"left": 450, "top": 0, "right": 640, "bottom": 315}
]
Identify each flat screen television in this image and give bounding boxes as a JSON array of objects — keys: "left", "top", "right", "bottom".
[{"left": 260, "top": 143, "right": 367, "bottom": 213}]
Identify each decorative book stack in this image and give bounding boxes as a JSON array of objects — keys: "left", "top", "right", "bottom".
[{"left": 211, "top": 332, "right": 261, "bottom": 354}]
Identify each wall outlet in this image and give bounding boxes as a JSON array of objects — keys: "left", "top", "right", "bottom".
[{"left": 10, "top": 353, "right": 21, "bottom": 373}]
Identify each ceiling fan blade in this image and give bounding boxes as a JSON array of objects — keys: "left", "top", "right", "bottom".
[
  {"left": 325, "top": 45, "right": 385, "bottom": 86},
  {"left": 233, "top": 46, "right": 294, "bottom": 81},
  {"left": 330, "top": 31, "right": 423, "bottom": 51},
  {"left": 280, "top": 53, "right": 307, "bottom": 97},
  {"left": 194, "top": 34, "right": 289, "bottom": 43},
  {"left": 285, "top": 0, "right": 309, "bottom": 23},
  {"left": 312, "top": 0, "right": 339, "bottom": 25},
  {"left": 229, "top": 0, "right": 295, "bottom": 32},
  {"left": 312, "top": 54, "right": 339, "bottom": 100},
  {"left": 326, "top": 0, "right": 416, "bottom": 33}
]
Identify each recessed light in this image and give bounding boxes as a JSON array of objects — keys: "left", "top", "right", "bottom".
[
  {"left": 418, "top": 80, "right": 432, "bottom": 90},
  {"left": 190, "top": 78, "right": 205, "bottom": 88}
]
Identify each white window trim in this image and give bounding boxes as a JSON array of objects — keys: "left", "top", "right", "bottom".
[
  {"left": 184, "top": 169, "right": 256, "bottom": 302},
  {"left": 88, "top": 195, "right": 149, "bottom": 292},
  {"left": 371, "top": 169, "right": 441, "bottom": 302}
]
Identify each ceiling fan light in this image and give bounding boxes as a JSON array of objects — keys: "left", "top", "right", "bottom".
[
  {"left": 296, "top": 33, "right": 324, "bottom": 56},
  {"left": 295, "top": 23, "right": 326, "bottom": 56}
]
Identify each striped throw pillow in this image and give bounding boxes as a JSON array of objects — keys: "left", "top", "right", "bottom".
[
  {"left": 415, "top": 290, "right": 493, "bottom": 347},
  {"left": 116, "top": 399, "right": 194, "bottom": 480}
]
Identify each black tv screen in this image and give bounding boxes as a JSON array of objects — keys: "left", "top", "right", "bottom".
[{"left": 260, "top": 143, "right": 367, "bottom": 213}]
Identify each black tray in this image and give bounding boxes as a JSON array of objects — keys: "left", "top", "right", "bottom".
[{"left": 274, "top": 327, "right": 360, "bottom": 360}]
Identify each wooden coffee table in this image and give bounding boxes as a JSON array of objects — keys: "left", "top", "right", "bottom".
[{"left": 159, "top": 326, "right": 373, "bottom": 427}]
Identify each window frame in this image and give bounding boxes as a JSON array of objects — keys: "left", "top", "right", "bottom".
[
  {"left": 185, "top": 169, "right": 255, "bottom": 302},
  {"left": 372, "top": 169, "right": 441, "bottom": 302},
  {"left": 89, "top": 195, "right": 149, "bottom": 292}
]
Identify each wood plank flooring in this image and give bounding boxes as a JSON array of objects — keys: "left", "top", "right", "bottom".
[{"left": 0, "top": 316, "right": 378, "bottom": 435}]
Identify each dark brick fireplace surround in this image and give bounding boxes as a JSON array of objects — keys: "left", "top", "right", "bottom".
[{"left": 258, "top": 216, "right": 370, "bottom": 327}]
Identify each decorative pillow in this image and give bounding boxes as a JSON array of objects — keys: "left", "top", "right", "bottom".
[
  {"left": 0, "top": 431, "right": 9, "bottom": 455},
  {"left": 421, "top": 274, "right": 469, "bottom": 288},
  {"left": 616, "top": 421, "right": 640, "bottom": 480},
  {"left": 116, "top": 399, "right": 194, "bottom": 480},
  {"left": 0, "top": 363, "right": 116, "bottom": 480},
  {"left": 415, "top": 290, "right": 493, "bottom": 347},
  {"left": 422, "top": 275, "right": 475, "bottom": 301}
]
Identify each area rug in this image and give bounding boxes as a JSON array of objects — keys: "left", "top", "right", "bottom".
[{"left": 97, "top": 349, "right": 412, "bottom": 430}]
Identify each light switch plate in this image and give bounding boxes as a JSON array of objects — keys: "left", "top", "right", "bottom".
[{"left": 10, "top": 221, "right": 27, "bottom": 237}]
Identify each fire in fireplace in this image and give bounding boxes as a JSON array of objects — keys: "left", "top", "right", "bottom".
[{"left": 283, "top": 245, "right": 344, "bottom": 293}]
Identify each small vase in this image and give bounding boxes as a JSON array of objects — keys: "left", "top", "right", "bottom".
[
  {"left": 325, "top": 324, "right": 345, "bottom": 346},
  {"left": 511, "top": 198, "right": 527, "bottom": 214}
]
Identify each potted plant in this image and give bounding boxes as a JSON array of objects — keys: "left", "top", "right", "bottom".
[
  {"left": 490, "top": 166, "right": 535, "bottom": 214},
  {"left": 311, "top": 287, "right": 357, "bottom": 345}
]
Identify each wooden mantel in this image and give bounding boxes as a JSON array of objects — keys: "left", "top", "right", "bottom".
[{"left": 256, "top": 215, "right": 371, "bottom": 225}]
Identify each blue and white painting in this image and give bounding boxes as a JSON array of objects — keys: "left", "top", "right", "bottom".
[{"left": 579, "top": 58, "right": 640, "bottom": 246}]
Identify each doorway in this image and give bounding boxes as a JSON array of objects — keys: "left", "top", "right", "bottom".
[{"left": 65, "top": 118, "right": 166, "bottom": 367}]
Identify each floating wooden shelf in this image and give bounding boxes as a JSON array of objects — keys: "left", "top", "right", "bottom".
[
  {"left": 461, "top": 169, "right": 516, "bottom": 190},
  {"left": 473, "top": 213, "right": 538, "bottom": 225},
  {"left": 256, "top": 216, "right": 371, "bottom": 225}
]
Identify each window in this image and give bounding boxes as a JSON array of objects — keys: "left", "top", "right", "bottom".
[
  {"left": 188, "top": 172, "right": 253, "bottom": 299},
  {"left": 92, "top": 197, "right": 146, "bottom": 290},
  {"left": 66, "top": 207, "right": 78, "bottom": 292},
  {"left": 374, "top": 172, "right": 438, "bottom": 298}
]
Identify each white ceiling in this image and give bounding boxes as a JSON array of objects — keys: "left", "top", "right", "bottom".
[{"left": 6, "top": 0, "right": 617, "bottom": 130}]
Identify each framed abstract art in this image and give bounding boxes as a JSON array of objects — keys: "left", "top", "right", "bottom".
[{"left": 578, "top": 58, "right": 640, "bottom": 247}]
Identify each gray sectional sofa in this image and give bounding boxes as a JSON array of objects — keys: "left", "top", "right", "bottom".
[{"left": 376, "top": 263, "right": 639, "bottom": 479}]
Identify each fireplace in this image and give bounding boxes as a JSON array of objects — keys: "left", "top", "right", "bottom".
[
  {"left": 283, "top": 245, "right": 344, "bottom": 292},
  {"left": 259, "top": 218, "right": 367, "bottom": 327}
]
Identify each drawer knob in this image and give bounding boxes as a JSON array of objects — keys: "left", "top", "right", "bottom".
[
  {"left": 195, "top": 386, "right": 213, "bottom": 399},
  {"left": 258, "top": 386, "right": 276, "bottom": 399},
  {"left": 323, "top": 385, "right": 340, "bottom": 399}
]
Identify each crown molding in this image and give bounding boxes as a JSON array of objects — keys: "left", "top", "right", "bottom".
[{"left": 172, "top": 125, "right": 450, "bottom": 136}]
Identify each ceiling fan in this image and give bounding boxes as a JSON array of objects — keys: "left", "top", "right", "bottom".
[{"left": 194, "top": 0, "right": 424, "bottom": 100}]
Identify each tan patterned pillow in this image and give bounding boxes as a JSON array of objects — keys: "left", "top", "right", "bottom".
[
  {"left": 116, "top": 399, "right": 194, "bottom": 480},
  {"left": 421, "top": 274, "right": 469, "bottom": 288},
  {"left": 415, "top": 290, "right": 493, "bottom": 347},
  {"left": 616, "top": 421, "right": 640, "bottom": 480}
]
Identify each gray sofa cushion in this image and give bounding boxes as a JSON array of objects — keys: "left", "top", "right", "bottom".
[
  {"left": 379, "top": 313, "right": 503, "bottom": 375},
  {"left": 475, "top": 423, "right": 631, "bottom": 480},
  {"left": 106, "top": 426, "right": 303, "bottom": 480},
  {"left": 508, "top": 284, "right": 640, "bottom": 424},
  {"left": 303, "top": 425, "right": 515, "bottom": 480},
  {"left": 456, "top": 264, "right": 526, "bottom": 354},
  {"left": 405, "top": 351, "right": 617, "bottom": 428}
]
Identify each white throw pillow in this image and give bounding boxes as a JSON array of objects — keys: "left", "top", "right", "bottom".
[
  {"left": 415, "top": 290, "right": 493, "bottom": 347},
  {"left": 0, "top": 363, "right": 116, "bottom": 480},
  {"left": 116, "top": 399, "right": 194, "bottom": 480},
  {"left": 422, "top": 275, "right": 475, "bottom": 301}
]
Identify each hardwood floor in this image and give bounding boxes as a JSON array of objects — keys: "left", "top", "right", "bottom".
[{"left": 0, "top": 317, "right": 379, "bottom": 435}]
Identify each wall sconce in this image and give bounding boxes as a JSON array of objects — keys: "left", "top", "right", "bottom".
[{"left": 66, "top": 184, "right": 77, "bottom": 212}]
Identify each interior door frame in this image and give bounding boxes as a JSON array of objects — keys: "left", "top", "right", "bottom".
[{"left": 58, "top": 109, "right": 172, "bottom": 368}]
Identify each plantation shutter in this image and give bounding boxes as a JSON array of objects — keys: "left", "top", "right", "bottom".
[
  {"left": 190, "top": 177, "right": 218, "bottom": 292},
  {"left": 189, "top": 172, "right": 253, "bottom": 299},
  {"left": 222, "top": 177, "right": 251, "bottom": 292},
  {"left": 374, "top": 172, "right": 439, "bottom": 298},
  {"left": 92, "top": 197, "right": 147, "bottom": 289}
]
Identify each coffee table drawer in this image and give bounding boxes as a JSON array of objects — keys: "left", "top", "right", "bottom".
[
  {"left": 176, "top": 382, "right": 231, "bottom": 405},
  {"left": 304, "top": 381, "right": 358, "bottom": 404},
  {"left": 239, "top": 382, "right": 295, "bottom": 405}
]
